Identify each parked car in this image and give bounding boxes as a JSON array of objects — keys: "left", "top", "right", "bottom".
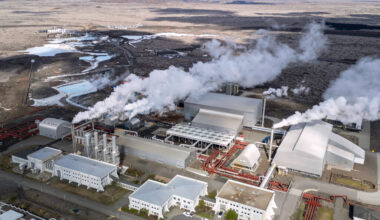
[
  {"left": 183, "top": 212, "right": 193, "bottom": 218},
  {"left": 217, "top": 211, "right": 224, "bottom": 218}
]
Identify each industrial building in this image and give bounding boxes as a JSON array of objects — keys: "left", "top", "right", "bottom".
[
  {"left": 184, "top": 92, "right": 263, "bottom": 128},
  {"left": 11, "top": 147, "right": 62, "bottom": 173},
  {"left": 116, "top": 132, "right": 196, "bottom": 168},
  {"left": 72, "top": 121, "right": 120, "bottom": 165},
  {"left": 38, "top": 118, "right": 71, "bottom": 139},
  {"left": 232, "top": 144, "right": 261, "bottom": 171},
  {"left": 53, "top": 154, "right": 118, "bottom": 192},
  {"left": 273, "top": 120, "right": 365, "bottom": 178},
  {"left": 214, "top": 180, "right": 276, "bottom": 220},
  {"left": 129, "top": 175, "right": 208, "bottom": 218}
]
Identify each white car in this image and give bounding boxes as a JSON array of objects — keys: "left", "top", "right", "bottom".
[{"left": 183, "top": 212, "right": 193, "bottom": 218}]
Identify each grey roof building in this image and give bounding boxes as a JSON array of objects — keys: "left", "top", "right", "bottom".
[
  {"left": 38, "top": 118, "right": 71, "bottom": 139},
  {"left": 273, "top": 120, "right": 365, "bottom": 177},
  {"left": 184, "top": 93, "right": 263, "bottom": 128}
]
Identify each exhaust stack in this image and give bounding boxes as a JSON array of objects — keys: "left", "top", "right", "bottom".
[{"left": 268, "top": 128, "right": 274, "bottom": 162}]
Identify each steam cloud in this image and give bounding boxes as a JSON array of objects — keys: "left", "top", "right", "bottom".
[
  {"left": 73, "top": 22, "right": 327, "bottom": 123},
  {"left": 274, "top": 57, "right": 380, "bottom": 128},
  {"left": 263, "top": 86, "right": 289, "bottom": 99}
]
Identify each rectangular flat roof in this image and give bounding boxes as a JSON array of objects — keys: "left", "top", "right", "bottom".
[
  {"left": 167, "top": 123, "right": 235, "bottom": 147},
  {"left": 185, "top": 93, "right": 262, "bottom": 114},
  {"left": 55, "top": 154, "right": 116, "bottom": 178},
  {"left": 130, "top": 175, "right": 207, "bottom": 206},
  {"left": 217, "top": 180, "right": 274, "bottom": 210},
  {"left": 116, "top": 134, "right": 193, "bottom": 161},
  {"left": 0, "top": 210, "right": 23, "bottom": 220},
  {"left": 27, "top": 147, "right": 62, "bottom": 161}
]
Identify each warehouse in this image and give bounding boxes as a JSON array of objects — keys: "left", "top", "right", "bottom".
[
  {"left": 232, "top": 144, "right": 261, "bottom": 171},
  {"left": 184, "top": 93, "right": 263, "bottom": 128},
  {"left": 129, "top": 175, "right": 208, "bottom": 218},
  {"left": 116, "top": 133, "right": 196, "bottom": 168},
  {"left": 38, "top": 118, "right": 71, "bottom": 139},
  {"left": 53, "top": 154, "right": 118, "bottom": 192},
  {"left": 214, "top": 180, "right": 276, "bottom": 220},
  {"left": 273, "top": 120, "right": 365, "bottom": 178}
]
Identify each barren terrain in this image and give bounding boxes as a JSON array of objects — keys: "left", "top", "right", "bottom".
[{"left": 1, "top": 0, "right": 380, "bottom": 149}]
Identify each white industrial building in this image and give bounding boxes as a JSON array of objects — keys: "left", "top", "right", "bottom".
[
  {"left": 53, "top": 154, "right": 118, "bottom": 192},
  {"left": 232, "top": 144, "right": 261, "bottom": 171},
  {"left": 129, "top": 175, "right": 208, "bottom": 218},
  {"left": 184, "top": 93, "right": 263, "bottom": 128},
  {"left": 116, "top": 133, "right": 196, "bottom": 168},
  {"left": 26, "top": 147, "right": 62, "bottom": 173},
  {"left": 38, "top": 118, "right": 71, "bottom": 139},
  {"left": 11, "top": 147, "right": 62, "bottom": 173},
  {"left": 214, "top": 180, "right": 276, "bottom": 220},
  {"left": 273, "top": 120, "right": 365, "bottom": 178}
]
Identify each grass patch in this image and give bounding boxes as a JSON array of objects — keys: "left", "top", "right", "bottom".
[
  {"left": 125, "top": 167, "right": 145, "bottom": 178},
  {"left": 49, "top": 178, "right": 129, "bottom": 205},
  {"left": 198, "top": 212, "right": 214, "bottom": 219},
  {"left": 0, "top": 155, "right": 14, "bottom": 172},
  {"left": 316, "top": 207, "right": 333, "bottom": 220},
  {"left": 335, "top": 177, "right": 373, "bottom": 191},
  {"left": 207, "top": 190, "right": 217, "bottom": 200},
  {"left": 292, "top": 203, "right": 305, "bottom": 220},
  {"left": 122, "top": 206, "right": 159, "bottom": 220}
]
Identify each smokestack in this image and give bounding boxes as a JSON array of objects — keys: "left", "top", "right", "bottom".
[
  {"left": 103, "top": 133, "right": 107, "bottom": 161},
  {"left": 261, "top": 96, "right": 266, "bottom": 127},
  {"left": 94, "top": 131, "right": 99, "bottom": 159},
  {"left": 84, "top": 133, "right": 91, "bottom": 157},
  {"left": 71, "top": 124, "right": 76, "bottom": 153},
  {"left": 268, "top": 128, "right": 274, "bottom": 162}
]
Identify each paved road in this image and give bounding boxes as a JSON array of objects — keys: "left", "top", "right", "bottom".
[{"left": 0, "top": 170, "right": 143, "bottom": 220}]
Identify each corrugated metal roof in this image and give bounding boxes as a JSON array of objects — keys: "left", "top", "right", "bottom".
[
  {"left": 185, "top": 93, "right": 262, "bottom": 114},
  {"left": 116, "top": 135, "right": 193, "bottom": 161},
  {"left": 192, "top": 109, "right": 243, "bottom": 133},
  {"left": 130, "top": 175, "right": 207, "bottom": 206},
  {"left": 232, "top": 144, "right": 260, "bottom": 168},
  {"left": 55, "top": 154, "right": 116, "bottom": 178},
  {"left": 27, "top": 147, "right": 62, "bottom": 161},
  {"left": 329, "top": 132, "right": 365, "bottom": 164},
  {"left": 39, "top": 118, "right": 71, "bottom": 130},
  {"left": 273, "top": 121, "right": 332, "bottom": 176}
]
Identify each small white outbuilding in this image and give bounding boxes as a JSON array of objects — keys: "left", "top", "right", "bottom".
[{"left": 232, "top": 144, "right": 261, "bottom": 170}]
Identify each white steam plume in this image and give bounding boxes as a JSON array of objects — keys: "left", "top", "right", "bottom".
[
  {"left": 274, "top": 57, "right": 380, "bottom": 128},
  {"left": 263, "top": 86, "right": 289, "bottom": 99},
  {"left": 292, "top": 85, "right": 310, "bottom": 95},
  {"left": 73, "top": 22, "right": 327, "bottom": 123}
]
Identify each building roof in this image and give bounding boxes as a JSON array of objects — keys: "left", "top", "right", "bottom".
[
  {"left": 185, "top": 93, "right": 262, "bottom": 114},
  {"left": 232, "top": 144, "right": 260, "bottom": 168},
  {"left": 0, "top": 210, "right": 23, "bottom": 220},
  {"left": 352, "top": 205, "right": 380, "bottom": 220},
  {"left": 39, "top": 118, "right": 71, "bottom": 130},
  {"left": 54, "top": 154, "right": 116, "bottom": 178},
  {"left": 192, "top": 109, "right": 243, "bottom": 134},
  {"left": 116, "top": 134, "right": 193, "bottom": 161},
  {"left": 166, "top": 123, "right": 235, "bottom": 147},
  {"left": 217, "top": 180, "right": 274, "bottom": 211},
  {"left": 329, "top": 132, "right": 365, "bottom": 164},
  {"left": 27, "top": 147, "right": 62, "bottom": 162},
  {"left": 273, "top": 121, "right": 332, "bottom": 176},
  {"left": 274, "top": 120, "right": 365, "bottom": 176},
  {"left": 130, "top": 175, "right": 207, "bottom": 206}
]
